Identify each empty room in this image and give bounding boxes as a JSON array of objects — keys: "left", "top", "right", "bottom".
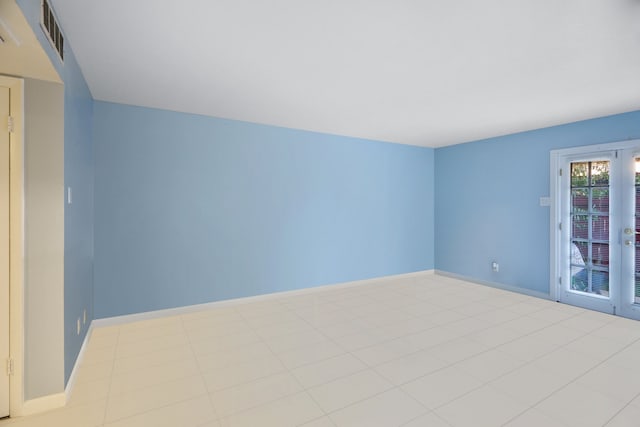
[{"left": 1, "top": 0, "right": 640, "bottom": 426}]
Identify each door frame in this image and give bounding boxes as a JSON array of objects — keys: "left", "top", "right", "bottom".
[
  {"left": 0, "top": 75, "right": 25, "bottom": 417},
  {"left": 550, "top": 139, "right": 640, "bottom": 316}
]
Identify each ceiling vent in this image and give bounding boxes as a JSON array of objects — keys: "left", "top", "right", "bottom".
[{"left": 40, "top": 0, "right": 64, "bottom": 62}]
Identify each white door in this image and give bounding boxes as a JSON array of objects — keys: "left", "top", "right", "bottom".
[
  {"left": 0, "top": 85, "right": 10, "bottom": 418},
  {"left": 619, "top": 147, "right": 640, "bottom": 320},
  {"left": 553, "top": 140, "right": 640, "bottom": 320}
]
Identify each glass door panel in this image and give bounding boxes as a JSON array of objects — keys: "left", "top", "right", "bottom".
[
  {"left": 619, "top": 153, "right": 640, "bottom": 319},
  {"left": 557, "top": 150, "right": 617, "bottom": 315},
  {"left": 569, "top": 161, "right": 610, "bottom": 297}
]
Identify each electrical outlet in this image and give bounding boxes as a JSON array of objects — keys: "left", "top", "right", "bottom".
[
  {"left": 83, "top": 309, "right": 87, "bottom": 325},
  {"left": 77, "top": 318, "right": 81, "bottom": 335},
  {"left": 492, "top": 262, "right": 499, "bottom": 272}
]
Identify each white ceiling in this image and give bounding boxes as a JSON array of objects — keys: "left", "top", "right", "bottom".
[{"left": 50, "top": 0, "right": 640, "bottom": 147}]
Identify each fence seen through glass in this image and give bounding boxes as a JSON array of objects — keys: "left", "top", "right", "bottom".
[{"left": 570, "top": 161, "right": 610, "bottom": 296}]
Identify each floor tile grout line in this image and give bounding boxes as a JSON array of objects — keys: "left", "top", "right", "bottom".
[
  {"left": 235, "top": 298, "right": 331, "bottom": 419},
  {"left": 211, "top": 299, "right": 333, "bottom": 422},
  {"left": 348, "top": 301, "right": 606, "bottom": 419},
  {"left": 601, "top": 389, "right": 640, "bottom": 426},
  {"left": 100, "top": 325, "right": 121, "bottom": 427},
  {"left": 280, "top": 280, "right": 639, "bottom": 424},
  {"left": 212, "top": 385, "right": 309, "bottom": 421},
  {"left": 301, "top": 389, "right": 330, "bottom": 422},
  {"left": 109, "top": 344, "right": 196, "bottom": 377},
  {"left": 399, "top": 409, "right": 454, "bottom": 427},
  {"left": 392, "top": 386, "right": 436, "bottom": 424},
  {"left": 187, "top": 278, "right": 588, "bottom": 410},
  {"left": 107, "top": 358, "right": 205, "bottom": 397},
  {"left": 295, "top": 414, "right": 338, "bottom": 427},
  {"left": 224, "top": 286, "right": 447, "bottom": 420},
  {"left": 496, "top": 328, "right": 640, "bottom": 426},
  {"left": 100, "top": 319, "right": 215, "bottom": 426},
  {"left": 341, "top": 295, "right": 585, "bottom": 385},
  {"left": 180, "top": 309, "right": 224, "bottom": 422},
  {"left": 202, "top": 305, "right": 339, "bottom": 424},
  {"left": 314, "top": 384, "right": 429, "bottom": 421},
  {"left": 104, "top": 390, "right": 212, "bottom": 426}
]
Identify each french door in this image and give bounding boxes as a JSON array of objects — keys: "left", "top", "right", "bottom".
[{"left": 552, "top": 140, "right": 640, "bottom": 320}]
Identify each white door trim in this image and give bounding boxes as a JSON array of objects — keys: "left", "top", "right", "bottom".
[
  {"left": 550, "top": 139, "right": 640, "bottom": 314},
  {"left": 0, "top": 75, "right": 25, "bottom": 417}
]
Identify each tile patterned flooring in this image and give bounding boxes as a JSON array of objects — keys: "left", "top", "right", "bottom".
[{"left": 3, "top": 273, "right": 640, "bottom": 426}]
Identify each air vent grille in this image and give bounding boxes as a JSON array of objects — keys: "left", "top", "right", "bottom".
[{"left": 40, "top": 0, "right": 64, "bottom": 62}]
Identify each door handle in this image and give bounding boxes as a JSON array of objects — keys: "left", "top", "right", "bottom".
[{"left": 625, "top": 240, "right": 633, "bottom": 246}]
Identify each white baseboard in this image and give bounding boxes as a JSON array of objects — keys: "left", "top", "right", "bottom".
[
  {"left": 13, "top": 321, "right": 94, "bottom": 417},
  {"left": 434, "top": 270, "right": 551, "bottom": 300},
  {"left": 17, "top": 392, "right": 66, "bottom": 416},
  {"left": 93, "top": 269, "right": 435, "bottom": 328},
  {"left": 64, "top": 322, "right": 94, "bottom": 403}
]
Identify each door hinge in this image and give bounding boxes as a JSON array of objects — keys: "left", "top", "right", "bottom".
[
  {"left": 7, "top": 116, "right": 14, "bottom": 133},
  {"left": 559, "top": 222, "right": 562, "bottom": 231},
  {"left": 559, "top": 168, "right": 562, "bottom": 176},
  {"left": 559, "top": 277, "right": 562, "bottom": 285},
  {"left": 6, "top": 358, "right": 14, "bottom": 376}
]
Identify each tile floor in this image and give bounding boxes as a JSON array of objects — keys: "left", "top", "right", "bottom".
[{"left": 3, "top": 273, "right": 640, "bottom": 426}]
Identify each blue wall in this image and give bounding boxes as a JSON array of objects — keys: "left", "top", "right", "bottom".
[
  {"left": 93, "top": 102, "right": 434, "bottom": 318},
  {"left": 434, "top": 111, "right": 640, "bottom": 294},
  {"left": 61, "top": 52, "right": 94, "bottom": 385},
  {"left": 17, "top": 0, "right": 95, "bottom": 385}
]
